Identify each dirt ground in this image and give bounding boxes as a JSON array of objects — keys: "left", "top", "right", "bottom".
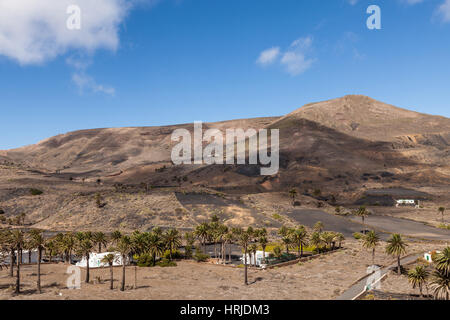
[{"left": 0, "top": 240, "right": 443, "bottom": 300}]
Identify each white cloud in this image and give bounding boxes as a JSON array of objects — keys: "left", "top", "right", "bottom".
[
  {"left": 67, "top": 55, "right": 115, "bottom": 96},
  {"left": 256, "top": 37, "right": 315, "bottom": 76},
  {"left": 438, "top": 0, "right": 450, "bottom": 22},
  {"left": 0, "top": 0, "right": 138, "bottom": 65},
  {"left": 72, "top": 72, "right": 115, "bottom": 96},
  {"left": 256, "top": 47, "right": 280, "bottom": 66},
  {"left": 280, "top": 37, "right": 315, "bottom": 76}
]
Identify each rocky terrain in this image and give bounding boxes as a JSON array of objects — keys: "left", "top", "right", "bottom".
[{"left": 0, "top": 95, "right": 449, "bottom": 232}]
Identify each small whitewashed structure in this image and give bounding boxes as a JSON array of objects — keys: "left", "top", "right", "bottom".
[
  {"left": 240, "top": 250, "right": 267, "bottom": 267},
  {"left": 396, "top": 199, "right": 419, "bottom": 208},
  {"left": 76, "top": 252, "right": 124, "bottom": 268},
  {"left": 424, "top": 251, "right": 441, "bottom": 263}
]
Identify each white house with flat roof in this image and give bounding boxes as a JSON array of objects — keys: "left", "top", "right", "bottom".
[
  {"left": 76, "top": 252, "right": 124, "bottom": 268},
  {"left": 396, "top": 199, "right": 419, "bottom": 208}
]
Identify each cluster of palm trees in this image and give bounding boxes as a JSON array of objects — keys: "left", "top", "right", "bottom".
[
  {"left": 408, "top": 247, "right": 450, "bottom": 300},
  {"left": 362, "top": 231, "right": 408, "bottom": 274},
  {"left": 0, "top": 227, "right": 184, "bottom": 294},
  {"left": 361, "top": 230, "right": 450, "bottom": 300}
]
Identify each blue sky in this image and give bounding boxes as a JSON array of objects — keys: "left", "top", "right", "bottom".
[{"left": 1, "top": 0, "right": 450, "bottom": 149}]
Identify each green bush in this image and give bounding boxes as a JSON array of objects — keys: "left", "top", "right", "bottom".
[
  {"left": 353, "top": 232, "right": 363, "bottom": 240},
  {"left": 163, "top": 250, "right": 183, "bottom": 260},
  {"left": 157, "top": 258, "right": 177, "bottom": 267},
  {"left": 184, "top": 245, "right": 193, "bottom": 259},
  {"left": 438, "top": 224, "right": 450, "bottom": 230},
  {"left": 136, "top": 253, "right": 155, "bottom": 267},
  {"left": 30, "top": 188, "right": 43, "bottom": 196},
  {"left": 193, "top": 250, "right": 210, "bottom": 262}
]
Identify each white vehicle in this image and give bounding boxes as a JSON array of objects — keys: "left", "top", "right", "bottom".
[{"left": 76, "top": 252, "right": 125, "bottom": 268}]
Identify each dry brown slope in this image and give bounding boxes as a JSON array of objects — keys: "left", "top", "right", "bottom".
[{"left": 2, "top": 117, "right": 278, "bottom": 174}]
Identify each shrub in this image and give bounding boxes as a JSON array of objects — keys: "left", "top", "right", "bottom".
[
  {"left": 353, "top": 232, "right": 363, "bottom": 240},
  {"left": 438, "top": 224, "right": 450, "bottom": 230},
  {"left": 193, "top": 249, "right": 210, "bottom": 262},
  {"left": 163, "top": 250, "right": 183, "bottom": 260},
  {"left": 157, "top": 258, "right": 177, "bottom": 267},
  {"left": 30, "top": 188, "right": 43, "bottom": 196},
  {"left": 136, "top": 253, "right": 155, "bottom": 267},
  {"left": 184, "top": 245, "right": 193, "bottom": 259},
  {"left": 272, "top": 214, "right": 283, "bottom": 221},
  {"left": 0, "top": 208, "right": 4, "bottom": 214}
]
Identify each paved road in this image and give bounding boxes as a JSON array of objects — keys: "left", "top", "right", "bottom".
[
  {"left": 289, "top": 209, "right": 390, "bottom": 240},
  {"left": 290, "top": 209, "right": 450, "bottom": 241},
  {"left": 336, "top": 254, "right": 421, "bottom": 300},
  {"left": 349, "top": 215, "right": 450, "bottom": 241}
]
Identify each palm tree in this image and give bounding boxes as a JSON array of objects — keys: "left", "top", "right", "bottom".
[
  {"left": 110, "top": 230, "right": 122, "bottom": 246},
  {"left": 152, "top": 226, "right": 163, "bottom": 236},
  {"left": 258, "top": 235, "right": 268, "bottom": 263},
  {"left": 335, "top": 233, "right": 345, "bottom": 248},
  {"left": 224, "top": 231, "right": 234, "bottom": 263},
  {"left": 116, "top": 236, "right": 132, "bottom": 291},
  {"left": 385, "top": 234, "right": 408, "bottom": 275},
  {"left": 195, "top": 223, "right": 209, "bottom": 254},
  {"left": 101, "top": 253, "right": 116, "bottom": 290},
  {"left": 291, "top": 226, "right": 308, "bottom": 257},
  {"left": 281, "top": 235, "right": 293, "bottom": 254},
  {"left": 320, "top": 231, "right": 335, "bottom": 250},
  {"left": 435, "top": 247, "right": 450, "bottom": 275},
  {"left": 77, "top": 238, "right": 93, "bottom": 283},
  {"left": 430, "top": 269, "right": 450, "bottom": 300},
  {"left": 217, "top": 224, "right": 228, "bottom": 263},
  {"left": 130, "top": 231, "right": 147, "bottom": 289},
  {"left": 313, "top": 221, "right": 324, "bottom": 233},
  {"left": 147, "top": 232, "right": 164, "bottom": 266},
  {"left": 249, "top": 244, "right": 258, "bottom": 267},
  {"left": 92, "top": 232, "right": 108, "bottom": 253},
  {"left": 235, "top": 228, "right": 253, "bottom": 285},
  {"left": 61, "top": 233, "right": 75, "bottom": 264},
  {"left": 438, "top": 207, "right": 446, "bottom": 223},
  {"left": 45, "top": 239, "right": 58, "bottom": 263},
  {"left": 355, "top": 206, "right": 370, "bottom": 224},
  {"left": 278, "top": 226, "right": 289, "bottom": 237},
  {"left": 362, "top": 230, "right": 380, "bottom": 265},
  {"left": 28, "top": 230, "right": 45, "bottom": 293},
  {"left": 164, "top": 229, "right": 182, "bottom": 260},
  {"left": 272, "top": 246, "right": 282, "bottom": 259},
  {"left": 9, "top": 230, "right": 25, "bottom": 294},
  {"left": 184, "top": 231, "right": 195, "bottom": 259},
  {"left": 408, "top": 265, "right": 429, "bottom": 298},
  {"left": 310, "top": 232, "right": 323, "bottom": 252},
  {"left": 288, "top": 188, "right": 298, "bottom": 206}
]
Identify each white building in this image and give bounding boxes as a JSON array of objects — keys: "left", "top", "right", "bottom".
[
  {"left": 424, "top": 251, "right": 441, "bottom": 263},
  {"left": 76, "top": 252, "right": 125, "bottom": 268},
  {"left": 396, "top": 199, "right": 419, "bottom": 208},
  {"left": 240, "top": 250, "right": 267, "bottom": 267}
]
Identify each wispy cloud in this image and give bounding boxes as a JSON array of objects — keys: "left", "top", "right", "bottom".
[
  {"left": 256, "top": 47, "right": 280, "bottom": 66},
  {"left": 437, "top": 0, "right": 450, "bottom": 22},
  {"left": 66, "top": 56, "right": 115, "bottom": 96},
  {"left": 256, "top": 37, "right": 316, "bottom": 76}
]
